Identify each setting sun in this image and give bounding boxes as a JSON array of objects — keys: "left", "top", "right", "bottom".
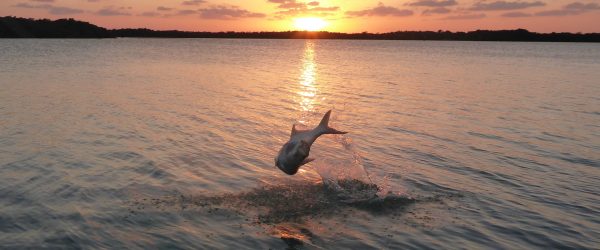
[{"left": 293, "top": 17, "right": 328, "bottom": 31}]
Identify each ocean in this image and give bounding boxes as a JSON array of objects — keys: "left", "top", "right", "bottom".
[{"left": 1, "top": 39, "right": 599, "bottom": 249}]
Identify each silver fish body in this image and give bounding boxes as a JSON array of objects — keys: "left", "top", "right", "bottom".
[{"left": 275, "top": 110, "right": 347, "bottom": 175}]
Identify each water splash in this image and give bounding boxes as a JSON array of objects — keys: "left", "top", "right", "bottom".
[
  {"left": 309, "top": 110, "right": 398, "bottom": 202},
  {"left": 314, "top": 135, "right": 371, "bottom": 181},
  {"left": 127, "top": 179, "right": 415, "bottom": 224}
]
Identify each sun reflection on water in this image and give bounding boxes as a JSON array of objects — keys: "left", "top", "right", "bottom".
[{"left": 297, "top": 41, "right": 319, "bottom": 119}]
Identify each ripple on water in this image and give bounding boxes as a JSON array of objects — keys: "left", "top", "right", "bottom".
[
  {"left": 124, "top": 179, "right": 440, "bottom": 247},
  {"left": 2, "top": 39, "right": 600, "bottom": 249}
]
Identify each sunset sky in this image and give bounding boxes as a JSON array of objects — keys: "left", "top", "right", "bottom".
[{"left": 2, "top": 0, "right": 600, "bottom": 32}]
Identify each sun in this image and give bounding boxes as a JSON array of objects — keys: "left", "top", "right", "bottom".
[{"left": 293, "top": 17, "right": 328, "bottom": 31}]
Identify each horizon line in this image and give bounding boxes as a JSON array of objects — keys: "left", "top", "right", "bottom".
[{"left": 3, "top": 16, "right": 600, "bottom": 35}]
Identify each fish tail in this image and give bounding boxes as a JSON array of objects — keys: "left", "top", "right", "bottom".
[{"left": 317, "top": 110, "right": 347, "bottom": 135}]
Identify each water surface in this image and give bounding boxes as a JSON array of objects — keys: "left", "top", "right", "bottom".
[{"left": 1, "top": 39, "right": 599, "bottom": 249}]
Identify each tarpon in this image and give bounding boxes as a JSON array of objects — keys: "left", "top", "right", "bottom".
[{"left": 275, "top": 110, "right": 347, "bottom": 175}]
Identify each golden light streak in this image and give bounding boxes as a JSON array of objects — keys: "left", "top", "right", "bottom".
[{"left": 295, "top": 41, "right": 320, "bottom": 121}]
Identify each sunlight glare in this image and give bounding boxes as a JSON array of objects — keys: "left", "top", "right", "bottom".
[
  {"left": 298, "top": 41, "right": 317, "bottom": 113},
  {"left": 294, "top": 17, "right": 328, "bottom": 31}
]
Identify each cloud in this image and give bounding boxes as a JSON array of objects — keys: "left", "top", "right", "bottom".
[
  {"left": 140, "top": 11, "right": 160, "bottom": 17},
  {"left": 14, "top": 2, "right": 49, "bottom": 8},
  {"left": 310, "top": 7, "right": 339, "bottom": 11},
  {"left": 157, "top": 6, "right": 173, "bottom": 11},
  {"left": 162, "top": 9, "right": 196, "bottom": 17},
  {"left": 423, "top": 7, "right": 452, "bottom": 15},
  {"left": 176, "top": 9, "right": 197, "bottom": 15},
  {"left": 442, "top": 13, "right": 486, "bottom": 19},
  {"left": 198, "top": 5, "right": 266, "bottom": 19},
  {"left": 535, "top": 2, "right": 600, "bottom": 16},
  {"left": 13, "top": 3, "right": 42, "bottom": 9},
  {"left": 501, "top": 11, "right": 532, "bottom": 17},
  {"left": 470, "top": 1, "right": 545, "bottom": 11},
  {"left": 31, "top": 0, "right": 54, "bottom": 2},
  {"left": 267, "top": 0, "right": 328, "bottom": 10},
  {"left": 407, "top": 0, "right": 457, "bottom": 7},
  {"left": 267, "top": 0, "right": 287, "bottom": 4},
  {"left": 48, "top": 6, "right": 85, "bottom": 15},
  {"left": 535, "top": 9, "right": 579, "bottom": 16},
  {"left": 95, "top": 7, "right": 131, "bottom": 16},
  {"left": 346, "top": 2, "right": 413, "bottom": 17},
  {"left": 277, "top": 1, "right": 305, "bottom": 9},
  {"left": 182, "top": 0, "right": 205, "bottom": 5},
  {"left": 13, "top": 2, "right": 84, "bottom": 15},
  {"left": 268, "top": 0, "right": 340, "bottom": 17},
  {"left": 564, "top": 2, "right": 600, "bottom": 10},
  {"left": 273, "top": 7, "right": 339, "bottom": 17}
]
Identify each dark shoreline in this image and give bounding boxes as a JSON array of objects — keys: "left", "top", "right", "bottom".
[{"left": 2, "top": 16, "right": 599, "bottom": 42}]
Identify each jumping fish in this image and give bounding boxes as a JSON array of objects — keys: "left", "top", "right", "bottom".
[{"left": 275, "top": 110, "right": 347, "bottom": 175}]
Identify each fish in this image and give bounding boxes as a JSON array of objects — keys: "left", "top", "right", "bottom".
[{"left": 275, "top": 110, "right": 347, "bottom": 175}]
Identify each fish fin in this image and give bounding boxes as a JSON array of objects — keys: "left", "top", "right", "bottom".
[
  {"left": 291, "top": 124, "right": 308, "bottom": 137},
  {"left": 317, "top": 110, "right": 348, "bottom": 135},
  {"left": 300, "top": 158, "right": 315, "bottom": 166}
]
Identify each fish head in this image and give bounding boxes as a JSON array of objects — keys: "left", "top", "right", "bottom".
[{"left": 275, "top": 140, "right": 311, "bottom": 175}]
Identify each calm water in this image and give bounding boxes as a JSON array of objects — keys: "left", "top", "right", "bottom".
[{"left": 1, "top": 39, "right": 599, "bottom": 249}]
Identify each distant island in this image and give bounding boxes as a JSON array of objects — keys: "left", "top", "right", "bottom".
[{"left": 1, "top": 16, "right": 599, "bottom": 42}]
